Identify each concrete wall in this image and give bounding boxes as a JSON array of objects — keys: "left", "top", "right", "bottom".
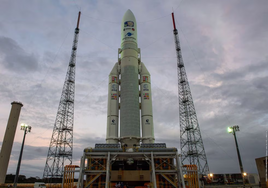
[
  {"left": 255, "top": 156, "right": 268, "bottom": 188},
  {"left": 0, "top": 102, "right": 23, "bottom": 183}
]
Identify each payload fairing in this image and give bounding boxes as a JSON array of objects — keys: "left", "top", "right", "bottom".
[{"left": 106, "top": 10, "right": 154, "bottom": 147}]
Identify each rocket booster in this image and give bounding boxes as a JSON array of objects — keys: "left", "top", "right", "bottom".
[{"left": 106, "top": 10, "right": 154, "bottom": 147}]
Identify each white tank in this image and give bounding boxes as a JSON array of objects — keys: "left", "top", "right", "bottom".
[
  {"left": 106, "top": 63, "right": 119, "bottom": 144},
  {"left": 140, "top": 63, "right": 154, "bottom": 143}
]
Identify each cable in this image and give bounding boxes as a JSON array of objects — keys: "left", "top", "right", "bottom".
[
  {"left": 72, "top": 0, "right": 81, "bottom": 11},
  {"left": 141, "top": 30, "right": 171, "bottom": 50},
  {"left": 25, "top": 26, "right": 72, "bottom": 111},
  {"left": 142, "top": 57, "right": 177, "bottom": 58},
  {"left": 202, "top": 131, "right": 238, "bottom": 162},
  {"left": 78, "top": 76, "right": 107, "bottom": 103},
  {"left": 138, "top": 15, "right": 170, "bottom": 24},
  {"left": 82, "top": 29, "right": 118, "bottom": 52},
  {"left": 174, "top": 0, "right": 185, "bottom": 12},
  {"left": 81, "top": 12, "right": 121, "bottom": 24},
  {"left": 81, "top": 11, "right": 170, "bottom": 25}
]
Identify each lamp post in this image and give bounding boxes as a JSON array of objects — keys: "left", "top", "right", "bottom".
[
  {"left": 13, "top": 123, "right": 31, "bottom": 188},
  {"left": 209, "top": 173, "right": 213, "bottom": 184},
  {"left": 227, "top": 125, "right": 245, "bottom": 187}
]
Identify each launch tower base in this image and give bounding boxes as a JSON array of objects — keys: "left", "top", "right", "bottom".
[{"left": 77, "top": 144, "right": 185, "bottom": 188}]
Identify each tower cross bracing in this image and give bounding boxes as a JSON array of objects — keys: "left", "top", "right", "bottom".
[
  {"left": 172, "top": 12, "right": 209, "bottom": 175},
  {"left": 43, "top": 12, "right": 81, "bottom": 181}
]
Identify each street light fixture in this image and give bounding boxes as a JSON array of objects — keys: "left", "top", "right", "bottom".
[
  {"left": 227, "top": 127, "right": 233, "bottom": 133},
  {"left": 13, "top": 123, "right": 31, "bottom": 188},
  {"left": 228, "top": 125, "right": 245, "bottom": 187}
]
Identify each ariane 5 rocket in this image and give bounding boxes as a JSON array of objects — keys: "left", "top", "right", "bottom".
[{"left": 106, "top": 10, "right": 154, "bottom": 147}]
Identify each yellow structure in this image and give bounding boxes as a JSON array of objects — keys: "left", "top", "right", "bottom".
[
  {"left": 182, "top": 165, "right": 199, "bottom": 188},
  {"left": 63, "top": 165, "right": 79, "bottom": 188},
  {"left": 155, "top": 158, "right": 178, "bottom": 188}
]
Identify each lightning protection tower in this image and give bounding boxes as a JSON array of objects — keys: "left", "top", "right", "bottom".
[
  {"left": 171, "top": 12, "right": 209, "bottom": 175},
  {"left": 43, "top": 12, "right": 81, "bottom": 182}
]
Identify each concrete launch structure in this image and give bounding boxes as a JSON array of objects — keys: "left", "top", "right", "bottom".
[
  {"left": 0, "top": 102, "right": 23, "bottom": 184},
  {"left": 106, "top": 10, "right": 154, "bottom": 147}
]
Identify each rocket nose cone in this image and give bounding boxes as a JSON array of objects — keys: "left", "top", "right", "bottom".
[
  {"left": 122, "top": 9, "right": 136, "bottom": 22},
  {"left": 121, "top": 9, "right": 137, "bottom": 45},
  {"left": 125, "top": 9, "right": 134, "bottom": 16}
]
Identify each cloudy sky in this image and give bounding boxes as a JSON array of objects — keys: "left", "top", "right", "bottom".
[{"left": 0, "top": 0, "right": 267, "bottom": 179}]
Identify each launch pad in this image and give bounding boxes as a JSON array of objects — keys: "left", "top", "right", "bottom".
[
  {"left": 47, "top": 8, "right": 202, "bottom": 188},
  {"left": 77, "top": 10, "right": 187, "bottom": 188},
  {"left": 77, "top": 144, "right": 185, "bottom": 188}
]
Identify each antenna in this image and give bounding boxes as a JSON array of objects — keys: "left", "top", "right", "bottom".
[
  {"left": 77, "top": 11, "right": 81, "bottom": 29},
  {"left": 171, "top": 12, "right": 176, "bottom": 30}
]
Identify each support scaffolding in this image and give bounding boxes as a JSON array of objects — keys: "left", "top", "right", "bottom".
[
  {"left": 77, "top": 149, "right": 185, "bottom": 188},
  {"left": 62, "top": 165, "right": 79, "bottom": 188},
  {"left": 182, "top": 165, "right": 199, "bottom": 188}
]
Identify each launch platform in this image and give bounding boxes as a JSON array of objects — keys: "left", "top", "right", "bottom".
[{"left": 77, "top": 143, "right": 184, "bottom": 188}]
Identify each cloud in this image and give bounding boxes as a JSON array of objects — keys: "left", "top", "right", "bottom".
[
  {"left": 8, "top": 142, "right": 48, "bottom": 161},
  {"left": 0, "top": 36, "right": 38, "bottom": 72},
  {"left": 0, "top": 0, "right": 267, "bottom": 178}
]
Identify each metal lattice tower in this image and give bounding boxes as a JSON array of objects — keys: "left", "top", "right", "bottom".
[
  {"left": 171, "top": 12, "right": 209, "bottom": 175},
  {"left": 43, "top": 12, "right": 81, "bottom": 181}
]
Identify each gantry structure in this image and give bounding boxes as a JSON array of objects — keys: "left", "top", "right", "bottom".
[
  {"left": 171, "top": 12, "right": 209, "bottom": 175},
  {"left": 43, "top": 12, "right": 81, "bottom": 181}
]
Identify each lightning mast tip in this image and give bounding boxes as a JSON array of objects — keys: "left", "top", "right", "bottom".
[
  {"left": 77, "top": 11, "right": 81, "bottom": 29},
  {"left": 171, "top": 12, "right": 176, "bottom": 30}
]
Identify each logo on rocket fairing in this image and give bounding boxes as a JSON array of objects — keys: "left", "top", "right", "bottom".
[
  {"left": 123, "top": 28, "right": 135, "bottom": 31},
  {"left": 112, "top": 76, "right": 117, "bottom": 83},
  {"left": 111, "top": 94, "right": 117, "bottom": 100},
  {"left": 143, "top": 93, "right": 149, "bottom": 100},
  {"left": 145, "top": 119, "right": 150, "bottom": 125},
  {"left": 111, "top": 119, "right": 116, "bottom": 125},
  {"left": 112, "top": 84, "right": 117, "bottom": 91},
  {"left": 143, "top": 84, "right": 149, "bottom": 91},
  {"left": 124, "top": 21, "right": 134, "bottom": 27},
  {"left": 125, "top": 32, "right": 133, "bottom": 37},
  {"left": 143, "top": 76, "right": 148, "bottom": 82}
]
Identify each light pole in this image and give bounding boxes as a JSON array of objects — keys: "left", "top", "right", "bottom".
[
  {"left": 13, "top": 123, "right": 31, "bottom": 188},
  {"left": 227, "top": 125, "right": 246, "bottom": 187}
]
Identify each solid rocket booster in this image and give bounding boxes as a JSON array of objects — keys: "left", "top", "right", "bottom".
[
  {"left": 106, "top": 63, "right": 119, "bottom": 144},
  {"left": 106, "top": 10, "right": 154, "bottom": 147},
  {"left": 140, "top": 62, "right": 154, "bottom": 143}
]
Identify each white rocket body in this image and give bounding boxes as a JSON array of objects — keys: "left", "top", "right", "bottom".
[
  {"left": 140, "top": 62, "right": 154, "bottom": 143},
  {"left": 106, "top": 10, "right": 154, "bottom": 147},
  {"left": 106, "top": 63, "right": 119, "bottom": 144}
]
